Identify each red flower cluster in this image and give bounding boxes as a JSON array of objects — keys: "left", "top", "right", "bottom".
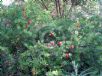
[
  {"left": 70, "top": 45, "right": 74, "bottom": 49},
  {"left": 25, "top": 19, "right": 32, "bottom": 29},
  {"left": 50, "top": 41, "right": 55, "bottom": 46},
  {"left": 65, "top": 52, "right": 69, "bottom": 59},
  {"left": 49, "top": 32, "right": 54, "bottom": 37},
  {"left": 65, "top": 52, "right": 72, "bottom": 60},
  {"left": 57, "top": 41, "right": 62, "bottom": 46}
]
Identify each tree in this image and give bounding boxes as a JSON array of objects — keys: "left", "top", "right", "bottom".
[{"left": 99, "top": 0, "right": 102, "bottom": 16}]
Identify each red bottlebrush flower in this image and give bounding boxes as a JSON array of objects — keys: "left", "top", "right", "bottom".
[
  {"left": 50, "top": 41, "right": 55, "bottom": 46},
  {"left": 25, "top": 19, "right": 32, "bottom": 29},
  {"left": 65, "top": 52, "right": 69, "bottom": 59},
  {"left": 58, "top": 41, "right": 62, "bottom": 46},
  {"left": 49, "top": 32, "right": 54, "bottom": 37},
  {"left": 70, "top": 45, "right": 74, "bottom": 49},
  {"left": 28, "top": 19, "right": 32, "bottom": 25}
]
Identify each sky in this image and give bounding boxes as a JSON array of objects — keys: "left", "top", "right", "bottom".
[{"left": 2, "top": 0, "right": 14, "bottom": 6}]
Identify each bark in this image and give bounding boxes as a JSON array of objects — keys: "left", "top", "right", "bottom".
[
  {"left": 99, "top": 0, "right": 102, "bottom": 17},
  {"left": 40, "top": 0, "right": 48, "bottom": 10},
  {"left": 55, "top": 0, "right": 64, "bottom": 17},
  {"left": 98, "top": 0, "right": 102, "bottom": 26}
]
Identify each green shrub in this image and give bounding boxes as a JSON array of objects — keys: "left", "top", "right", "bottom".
[{"left": 0, "top": 0, "right": 102, "bottom": 76}]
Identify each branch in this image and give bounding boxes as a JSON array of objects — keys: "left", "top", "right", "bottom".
[{"left": 40, "top": 0, "right": 48, "bottom": 10}]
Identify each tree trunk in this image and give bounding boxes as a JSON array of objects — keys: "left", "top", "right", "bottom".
[
  {"left": 98, "top": 0, "right": 102, "bottom": 26},
  {"left": 99, "top": 0, "right": 102, "bottom": 17}
]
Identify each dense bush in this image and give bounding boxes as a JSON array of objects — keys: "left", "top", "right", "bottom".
[{"left": 0, "top": 0, "right": 102, "bottom": 76}]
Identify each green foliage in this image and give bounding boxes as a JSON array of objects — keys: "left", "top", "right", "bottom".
[
  {"left": 0, "top": 46, "right": 14, "bottom": 76},
  {"left": 0, "top": 0, "right": 102, "bottom": 76}
]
